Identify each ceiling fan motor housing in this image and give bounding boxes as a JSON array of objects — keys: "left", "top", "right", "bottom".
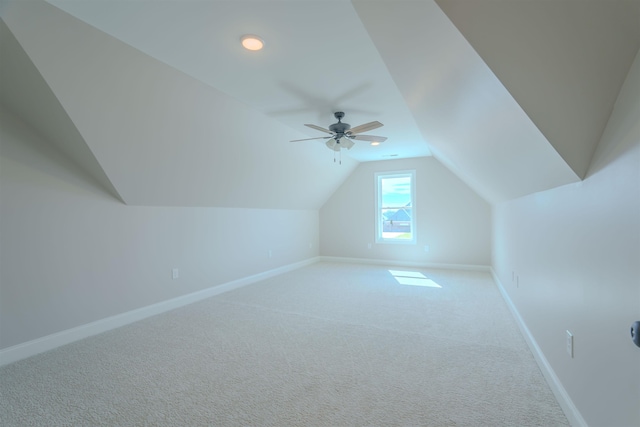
[{"left": 329, "top": 112, "right": 350, "bottom": 140}]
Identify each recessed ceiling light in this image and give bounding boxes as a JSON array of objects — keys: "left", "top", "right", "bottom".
[
  {"left": 241, "top": 34, "right": 264, "bottom": 51},
  {"left": 370, "top": 141, "right": 381, "bottom": 146}
]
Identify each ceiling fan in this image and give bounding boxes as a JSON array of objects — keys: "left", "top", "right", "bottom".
[{"left": 291, "top": 112, "right": 387, "bottom": 153}]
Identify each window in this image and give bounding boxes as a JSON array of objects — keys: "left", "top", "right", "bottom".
[{"left": 375, "top": 170, "right": 416, "bottom": 244}]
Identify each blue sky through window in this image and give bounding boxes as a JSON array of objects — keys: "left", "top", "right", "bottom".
[{"left": 381, "top": 176, "right": 411, "bottom": 207}]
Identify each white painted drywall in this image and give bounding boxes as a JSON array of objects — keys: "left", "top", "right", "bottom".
[
  {"left": 2, "top": 1, "right": 358, "bottom": 210},
  {"left": 436, "top": 0, "right": 640, "bottom": 180},
  {"left": 353, "top": 0, "right": 580, "bottom": 204},
  {"left": 0, "top": 106, "right": 319, "bottom": 349},
  {"left": 492, "top": 51, "right": 640, "bottom": 427},
  {"left": 319, "top": 157, "right": 491, "bottom": 267}
]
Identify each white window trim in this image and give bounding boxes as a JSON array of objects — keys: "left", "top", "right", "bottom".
[{"left": 375, "top": 170, "right": 416, "bottom": 244}]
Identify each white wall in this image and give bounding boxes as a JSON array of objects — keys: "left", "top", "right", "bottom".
[
  {"left": 492, "top": 51, "right": 640, "bottom": 427},
  {"left": 0, "top": 106, "right": 318, "bottom": 350},
  {"left": 320, "top": 157, "right": 491, "bottom": 267}
]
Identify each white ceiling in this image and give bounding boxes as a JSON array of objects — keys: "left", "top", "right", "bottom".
[
  {"left": 44, "top": 0, "right": 432, "bottom": 162},
  {"left": 1, "top": 0, "right": 637, "bottom": 207},
  {"left": 435, "top": 0, "right": 640, "bottom": 180}
]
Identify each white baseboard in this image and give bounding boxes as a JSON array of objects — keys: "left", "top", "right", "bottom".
[
  {"left": 319, "top": 255, "right": 491, "bottom": 272},
  {"left": 0, "top": 257, "right": 320, "bottom": 367},
  {"left": 491, "top": 269, "right": 587, "bottom": 427}
]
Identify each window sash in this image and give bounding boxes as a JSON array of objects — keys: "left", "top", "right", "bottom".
[{"left": 375, "top": 170, "right": 416, "bottom": 244}]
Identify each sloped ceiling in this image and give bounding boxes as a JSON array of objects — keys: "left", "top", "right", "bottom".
[
  {"left": 1, "top": 0, "right": 637, "bottom": 207},
  {"left": 0, "top": 20, "right": 123, "bottom": 202},
  {"left": 0, "top": 0, "right": 359, "bottom": 209},
  {"left": 352, "top": 0, "right": 581, "bottom": 203},
  {"left": 435, "top": 0, "right": 640, "bottom": 179}
]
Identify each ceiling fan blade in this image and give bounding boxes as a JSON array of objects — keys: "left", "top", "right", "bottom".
[
  {"left": 347, "top": 121, "right": 383, "bottom": 135},
  {"left": 290, "top": 136, "right": 332, "bottom": 142},
  {"left": 304, "top": 124, "right": 334, "bottom": 134},
  {"left": 350, "top": 134, "right": 387, "bottom": 142}
]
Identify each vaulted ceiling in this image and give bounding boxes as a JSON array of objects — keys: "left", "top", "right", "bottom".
[{"left": 1, "top": 0, "right": 638, "bottom": 208}]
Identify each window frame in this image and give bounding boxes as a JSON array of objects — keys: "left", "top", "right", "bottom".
[{"left": 375, "top": 170, "right": 416, "bottom": 245}]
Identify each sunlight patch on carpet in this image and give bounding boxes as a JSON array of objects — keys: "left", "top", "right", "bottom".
[{"left": 388, "top": 270, "right": 442, "bottom": 288}]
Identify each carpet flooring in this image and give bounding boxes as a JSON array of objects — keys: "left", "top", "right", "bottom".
[{"left": 0, "top": 262, "right": 569, "bottom": 426}]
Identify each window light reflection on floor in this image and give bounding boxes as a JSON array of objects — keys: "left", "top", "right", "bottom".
[{"left": 388, "top": 270, "right": 442, "bottom": 288}]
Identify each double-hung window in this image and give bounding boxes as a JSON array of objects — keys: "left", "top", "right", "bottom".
[{"left": 375, "top": 170, "right": 416, "bottom": 244}]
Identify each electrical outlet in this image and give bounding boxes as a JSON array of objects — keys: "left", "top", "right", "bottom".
[
  {"left": 566, "top": 330, "right": 573, "bottom": 358},
  {"left": 424, "top": 245, "right": 430, "bottom": 252},
  {"left": 367, "top": 243, "right": 372, "bottom": 249},
  {"left": 172, "top": 268, "right": 179, "bottom": 279},
  {"left": 268, "top": 250, "right": 272, "bottom": 258}
]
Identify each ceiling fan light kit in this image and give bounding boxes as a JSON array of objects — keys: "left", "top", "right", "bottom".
[
  {"left": 325, "top": 138, "right": 338, "bottom": 151},
  {"left": 291, "top": 112, "right": 387, "bottom": 162}
]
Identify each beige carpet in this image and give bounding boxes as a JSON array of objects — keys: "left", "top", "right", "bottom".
[{"left": 0, "top": 262, "right": 569, "bottom": 426}]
